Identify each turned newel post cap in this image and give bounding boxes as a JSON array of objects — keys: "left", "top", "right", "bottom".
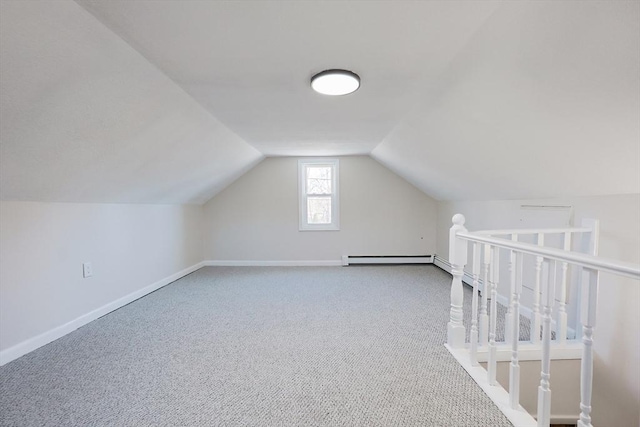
[
  {"left": 450, "top": 214, "right": 468, "bottom": 266},
  {"left": 452, "top": 214, "right": 466, "bottom": 226}
]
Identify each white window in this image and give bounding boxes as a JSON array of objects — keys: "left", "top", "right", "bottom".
[{"left": 298, "top": 159, "right": 339, "bottom": 231}]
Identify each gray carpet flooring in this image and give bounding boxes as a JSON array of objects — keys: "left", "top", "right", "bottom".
[{"left": 0, "top": 265, "right": 513, "bottom": 426}]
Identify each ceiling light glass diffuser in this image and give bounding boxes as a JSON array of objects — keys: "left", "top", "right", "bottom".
[{"left": 311, "top": 69, "right": 360, "bottom": 96}]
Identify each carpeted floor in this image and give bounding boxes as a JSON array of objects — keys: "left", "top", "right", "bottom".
[{"left": 0, "top": 265, "right": 513, "bottom": 426}]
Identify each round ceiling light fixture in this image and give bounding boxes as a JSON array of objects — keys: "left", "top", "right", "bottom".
[{"left": 311, "top": 69, "right": 360, "bottom": 96}]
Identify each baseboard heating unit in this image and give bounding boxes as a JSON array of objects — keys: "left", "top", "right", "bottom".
[{"left": 341, "top": 255, "right": 433, "bottom": 266}]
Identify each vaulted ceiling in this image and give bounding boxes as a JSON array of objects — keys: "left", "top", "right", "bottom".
[{"left": 1, "top": 0, "right": 638, "bottom": 204}]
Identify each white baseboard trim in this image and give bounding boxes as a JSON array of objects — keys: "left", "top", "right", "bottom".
[
  {"left": 0, "top": 261, "right": 206, "bottom": 366},
  {"left": 204, "top": 260, "right": 342, "bottom": 267}
]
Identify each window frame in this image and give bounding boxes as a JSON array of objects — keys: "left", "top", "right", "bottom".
[{"left": 298, "top": 158, "right": 340, "bottom": 231}]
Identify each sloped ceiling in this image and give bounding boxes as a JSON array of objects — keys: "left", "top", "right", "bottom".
[
  {"left": 1, "top": 1, "right": 638, "bottom": 204},
  {"left": 372, "top": 1, "right": 640, "bottom": 200},
  {"left": 0, "top": 0, "right": 262, "bottom": 204},
  {"left": 75, "top": 0, "right": 500, "bottom": 157}
]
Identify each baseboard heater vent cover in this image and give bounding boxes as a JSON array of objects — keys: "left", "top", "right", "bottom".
[{"left": 342, "top": 255, "right": 433, "bottom": 266}]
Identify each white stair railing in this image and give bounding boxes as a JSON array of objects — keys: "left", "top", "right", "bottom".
[
  {"left": 558, "top": 232, "right": 571, "bottom": 343},
  {"left": 445, "top": 214, "right": 640, "bottom": 427},
  {"left": 479, "top": 244, "right": 490, "bottom": 347},
  {"left": 447, "top": 214, "right": 467, "bottom": 348},
  {"left": 509, "top": 250, "right": 523, "bottom": 410},
  {"left": 578, "top": 267, "right": 598, "bottom": 427},
  {"left": 470, "top": 242, "right": 480, "bottom": 366},
  {"left": 532, "top": 234, "right": 544, "bottom": 344},
  {"left": 537, "top": 259, "right": 555, "bottom": 426},
  {"left": 488, "top": 245, "right": 499, "bottom": 386}
]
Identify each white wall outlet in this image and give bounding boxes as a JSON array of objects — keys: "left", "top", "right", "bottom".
[{"left": 82, "top": 262, "right": 93, "bottom": 278}]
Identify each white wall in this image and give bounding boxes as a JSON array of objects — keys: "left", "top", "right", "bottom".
[
  {"left": 373, "top": 1, "right": 640, "bottom": 201},
  {"left": 437, "top": 194, "right": 640, "bottom": 427},
  {"left": 0, "top": 201, "right": 204, "bottom": 362},
  {"left": 203, "top": 156, "right": 437, "bottom": 262}
]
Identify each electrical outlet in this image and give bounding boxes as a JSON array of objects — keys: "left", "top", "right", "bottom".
[{"left": 82, "top": 262, "right": 93, "bottom": 278}]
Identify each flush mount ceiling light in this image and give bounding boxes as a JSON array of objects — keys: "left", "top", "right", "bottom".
[{"left": 311, "top": 69, "right": 360, "bottom": 96}]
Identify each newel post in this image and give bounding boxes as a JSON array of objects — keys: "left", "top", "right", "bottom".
[{"left": 448, "top": 214, "right": 468, "bottom": 348}]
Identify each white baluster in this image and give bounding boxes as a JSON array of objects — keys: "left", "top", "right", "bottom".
[
  {"left": 577, "top": 267, "right": 599, "bottom": 427},
  {"left": 509, "top": 251, "right": 524, "bottom": 409},
  {"left": 557, "top": 232, "right": 571, "bottom": 344},
  {"left": 487, "top": 246, "right": 500, "bottom": 386},
  {"left": 479, "top": 244, "right": 490, "bottom": 347},
  {"left": 537, "top": 260, "right": 556, "bottom": 427},
  {"left": 576, "top": 219, "right": 599, "bottom": 337},
  {"left": 505, "top": 234, "right": 518, "bottom": 345},
  {"left": 448, "top": 214, "right": 468, "bottom": 349},
  {"left": 470, "top": 242, "right": 480, "bottom": 366},
  {"left": 531, "top": 233, "right": 544, "bottom": 344}
]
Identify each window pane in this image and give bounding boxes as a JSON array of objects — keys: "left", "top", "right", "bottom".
[
  {"left": 306, "top": 166, "right": 332, "bottom": 195},
  {"left": 307, "top": 197, "right": 332, "bottom": 224},
  {"left": 307, "top": 166, "right": 331, "bottom": 179},
  {"left": 298, "top": 159, "right": 339, "bottom": 231},
  {"left": 307, "top": 178, "right": 331, "bottom": 194}
]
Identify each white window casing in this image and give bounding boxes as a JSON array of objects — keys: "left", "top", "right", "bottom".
[{"left": 298, "top": 159, "right": 339, "bottom": 231}]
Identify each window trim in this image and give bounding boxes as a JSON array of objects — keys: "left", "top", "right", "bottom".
[{"left": 298, "top": 158, "right": 340, "bottom": 231}]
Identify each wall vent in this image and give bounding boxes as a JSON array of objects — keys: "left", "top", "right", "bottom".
[{"left": 341, "top": 255, "right": 433, "bottom": 266}]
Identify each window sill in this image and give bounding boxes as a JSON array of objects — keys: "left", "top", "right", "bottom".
[{"left": 299, "top": 225, "right": 340, "bottom": 232}]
